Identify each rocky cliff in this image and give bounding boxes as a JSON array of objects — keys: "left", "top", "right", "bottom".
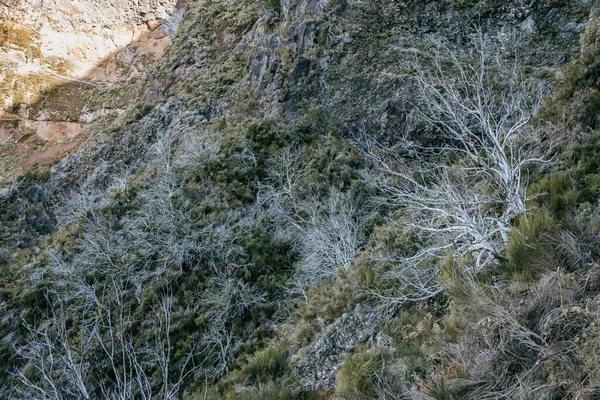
[{"left": 0, "top": 0, "right": 183, "bottom": 184}]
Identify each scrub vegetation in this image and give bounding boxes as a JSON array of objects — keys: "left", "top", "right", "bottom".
[{"left": 2, "top": 0, "right": 600, "bottom": 399}]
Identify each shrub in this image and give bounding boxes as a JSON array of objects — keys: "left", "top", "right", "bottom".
[
  {"left": 245, "top": 120, "right": 281, "bottom": 168},
  {"left": 240, "top": 346, "right": 289, "bottom": 385},
  {"left": 504, "top": 210, "right": 559, "bottom": 279},
  {"left": 529, "top": 172, "right": 576, "bottom": 221},
  {"left": 264, "top": 0, "right": 281, "bottom": 15},
  {"left": 334, "top": 346, "right": 387, "bottom": 399},
  {"left": 238, "top": 382, "right": 294, "bottom": 400},
  {"left": 300, "top": 268, "right": 368, "bottom": 324},
  {"left": 539, "top": 45, "right": 600, "bottom": 129},
  {"left": 573, "top": 131, "right": 600, "bottom": 203},
  {"left": 240, "top": 228, "right": 296, "bottom": 294}
]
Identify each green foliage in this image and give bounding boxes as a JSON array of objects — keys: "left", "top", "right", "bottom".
[
  {"left": 334, "top": 346, "right": 386, "bottom": 399},
  {"left": 294, "top": 268, "right": 368, "bottom": 347},
  {"left": 424, "top": 378, "right": 459, "bottom": 400},
  {"left": 504, "top": 210, "right": 559, "bottom": 280},
  {"left": 246, "top": 120, "right": 280, "bottom": 149},
  {"left": 572, "top": 130, "right": 600, "bottom": 203},
  {"left": 238, "top": 382, "right": 294, "bottom": 400},
  {"left": 301, "top": 138, "right": 364, "bottom": 193},
  {"left": 183, "top": 134, "right": 257, "bottom": 204},
  {"left": 239, "top": 346, "right": 289, "bottom": 385},
  {"left": 245, "top": 120, "right": 282, "bottom": 170},
  {"left": 196, "top": 345, "right": 291, "bottom": 399},
  {"left": 529, "top": 171, "right": 576, "bottom": 221},
  {"left": 20, "top": 164, "right": 51, "bottom": 183},
  {"left": 244, "top": 118, "right": 320, "bottom": 173},
  {"left": 240, "top": 228, "right": 297, "bottom": 294},
  {"left": 540, "top": 44, "right": 600, "bottom": 129},
  {"left": 383, "top": 303, "right": 447, "bottom": 382},
  {"left": 300, "top": 271, "right": 361, "bottom": 323},
  {"left": 263, "top": 0, "right": 281, "bottom": 15}
]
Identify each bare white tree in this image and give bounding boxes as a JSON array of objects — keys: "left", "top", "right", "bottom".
[
  {"left": 12, "top": 130, "right": 231, "bottom": 399},
  {"left": 199, "top": 325, "right": 235, "bottom": 382},
  {"left": 196, "top": 261, "right": 265, "bottom": 379},
  {"left": 14, "top": 265, "right": 203, "bottom": 400},
  {"left": 11, "top": 303, "right": 93, "bottom": 400},
  {"left": 200, "top": 261, "right": 265, "bottom": 322},
  {"left": 151, "top": 290, "right": 203, "bottom": 400},
  {"left": 253, "top": 146, "right": 370, "bottom": 297},
  {"left": 10, "top": 117, "right": 274, "bottom": 398},
  {"left": 410, "top": 37, "right": 545, "bottom": 222},
  {"left": 119, "top": 131, "right": 227, "bottom": 286},
  {"left": 367, "top": 36, "right": 547, "bottom": 303},
  {"left": 252, "top": 146, "right": 311, "bottom": 237},
  {"left": 290, "top": 190, "right": 369, "bottom": 296}
]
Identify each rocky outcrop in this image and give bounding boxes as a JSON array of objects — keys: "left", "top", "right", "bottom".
[
  {"left": 0, "top": 0, "right": 184, "bottom": 183},
  {"left": 0, "top": 0, "right": 180, "bottom": 79},
  {"left": 243, "top": 0, "right": 592, "bottom": 144},
  {"left": 294, "top": 304, "right": 393, "bottom": 391}
]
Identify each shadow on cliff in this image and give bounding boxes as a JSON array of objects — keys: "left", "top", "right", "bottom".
[
  {"left": 0, "top": 9, "right": 184, "bottom": 254},
  {"left": 0, "top": 18, "right": 179, "bottom": 176}
]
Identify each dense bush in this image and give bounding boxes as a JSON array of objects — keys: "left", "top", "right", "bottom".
[
  {"left": 239, "top": 346, "right": 289, "bottom": 385},
  {"left": 504, "top": 210, "right": 559, "bottom": 279},
  {"left": 334, "top": 346, "right": 389, "bottom": 399}
]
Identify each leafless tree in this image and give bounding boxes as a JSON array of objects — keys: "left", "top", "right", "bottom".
[
  {"left": 152, "top": 290, "right": 202, "bottom": 400},
  {"left": 253, "top": 147, "right": 370, "bottom": 296},
  {"left": 11, "top": 303, "right": 93, "bottom": 400},
  {"left": 201, "top": 261, "right": 265, "bottom": 322},
  {"left": 290, "top": 189, "right": 369, "bottom": 296},
  {"left": 14, "top": 259, "right": 203, "bottom": 400},
  {"left": 367, "top": 36, "right": 547, "bottom": 304},
  {"left": 12, "top": 131, "right": 230, "bottom": 399},
  {"left": 196, "top": 260, "right": 265, "bottom": 379}
]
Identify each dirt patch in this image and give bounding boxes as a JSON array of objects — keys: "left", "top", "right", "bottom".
[
  {"left": 31, "top": 120, "right": 83, "bottom": 142},
  {"left": 0, "top": 112, "right": 83, "bottom": 143},
  {"left": 0, "top": 112, "right": 84, "bottom": 172},
  {"left": 22, "top": 137, "right": 83, "bottom": 168}
]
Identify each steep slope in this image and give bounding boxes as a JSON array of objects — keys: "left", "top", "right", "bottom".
[
  {"left": 2, "top": 0, "right": 600, "bottom": 399},
  {"left": 0, "top": 0, "right": 183, "bottom": 183}
]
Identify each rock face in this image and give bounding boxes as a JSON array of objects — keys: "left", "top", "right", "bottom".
[
  {"left": 1, "top": 0, "right": 180, "bottom": 80},
  {"left": 0, "top": 0, "right": 184, "bottom": 183},
  {"left": 295, "top": 304, "right": 393, "bottom": 391}
]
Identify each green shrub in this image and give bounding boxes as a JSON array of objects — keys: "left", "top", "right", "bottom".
[
  {"left": 245, "top": 120, "right": 281, "bottom": 167},
  {"left": 240, "top": 229, "right": 297, "bottom": 294},
  {"left": 238, "top": 382, "right": 294, "bottom": 400},
  {"left": 300, "top": 269, "right": 365, "bottom": 323},
  {"left": 424, "top": 378, "right": 457, "bottom": 400},
  {"left": 240, "top": 346, "right": 289, "bottom": 385},
  {"left": 264, "top": 0, "right": 281, "bottom": 15},
  {"left": 539, "top": 45, "right": 600, "bottom": 129},
  {"left": 529, "top": 171, "right": 576, "bottom": 221},
  {"left": 382, "top": 302, "right": 448, "bottom": 383},
  {"left": 504, "top": 210, "right": 558, "bottom": 279},
  {"left": 573, "top": 131, "right": 600, "bottom": 203},
  {"left": 334, "top": 346, "right": 386, "bottom": 399}
]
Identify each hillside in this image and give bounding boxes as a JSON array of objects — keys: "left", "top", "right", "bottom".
[{"left": 2, "top": 0, "right": 600, "bottom": 399}]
